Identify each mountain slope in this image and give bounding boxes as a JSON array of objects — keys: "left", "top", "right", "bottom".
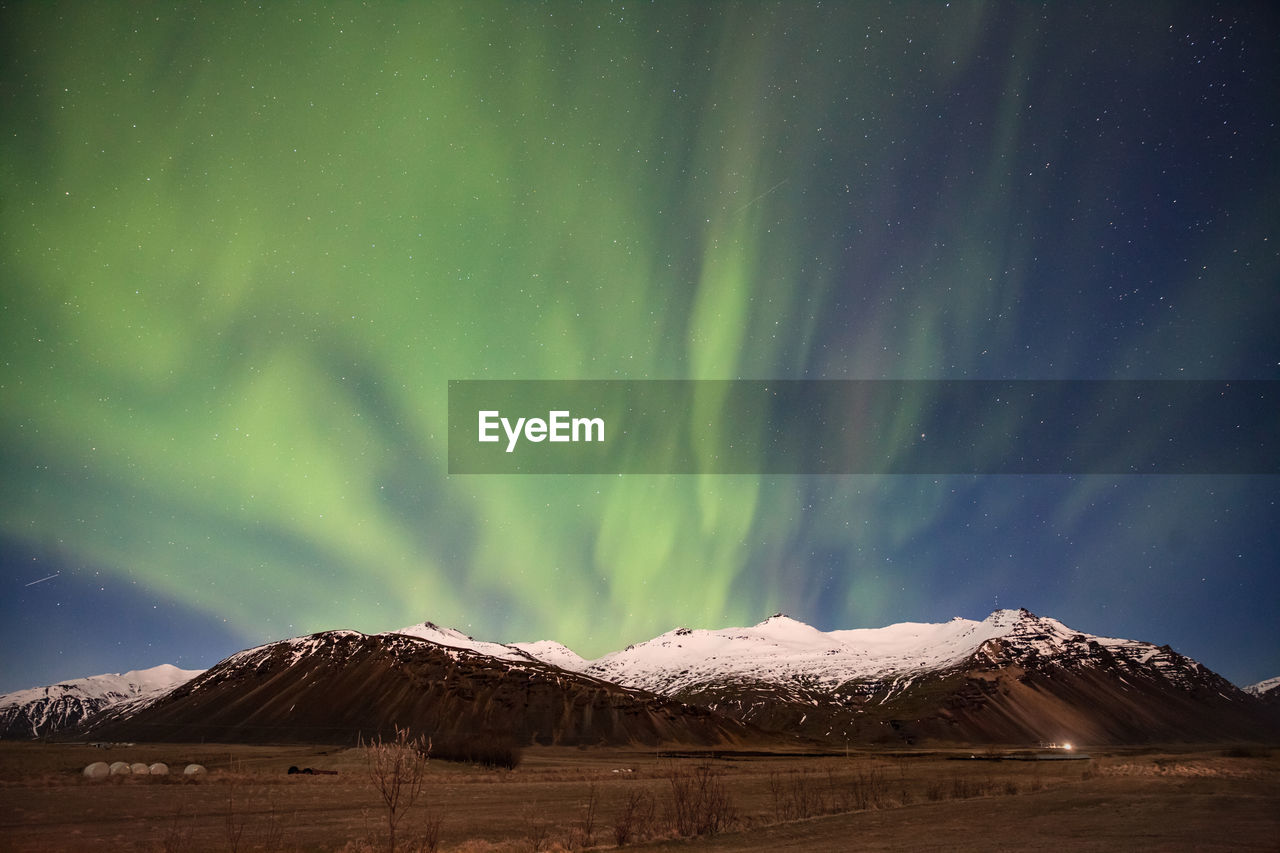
[
  {"left": 524, "top": 609, "right": 1276, "bottom": 746},
  {"left": 0, "top": 665, "right": 201, "bottom": 739},
  {"left": 81, "top": 629, "right": 752, "bottom": 747},
  {"left": 556, "top": 610, "right": 1198, "bottom": 692},
  {"left": 1245, "top": 676, "right": 1280, "bottom": 707},
  {"left": 34, "top": 609, "right": 1279, "bottom": 748}
]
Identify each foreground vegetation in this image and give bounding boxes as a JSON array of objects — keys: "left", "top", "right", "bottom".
[{"left": 0, "top": 741, "right": 1276, "bottom": 851}]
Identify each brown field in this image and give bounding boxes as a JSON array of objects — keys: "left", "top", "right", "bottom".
[{"left": 1, "top": 741, "right": 1276, "bottom": 852}]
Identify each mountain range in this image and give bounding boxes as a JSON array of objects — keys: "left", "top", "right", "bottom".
[
  {"left": 4, "top": 609, "right": 1277, "bottom": 747},
  {"left": 1244, "top": 675, "right": 1280, "bottom": 706},
  {"left": 0, "top": 664, "right": 200, "bottom": 740}
]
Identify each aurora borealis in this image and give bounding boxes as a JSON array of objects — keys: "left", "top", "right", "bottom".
[{"left": 2, "top": 3, "right": 1277, "bottom": 692}]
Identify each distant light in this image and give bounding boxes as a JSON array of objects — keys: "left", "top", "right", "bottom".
[{"left": 1063, "top": 742, "right": 1073, "bottom": 751}]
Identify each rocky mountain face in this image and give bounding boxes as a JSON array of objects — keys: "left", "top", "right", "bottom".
[
  {"left": 541, "top": 609, "right": 1277, "bottom": 746},
  {"left": 17, "top": 609, "right": 1279, "bottom": 747},
  {"left": 0, "top": 665, "right": 201, "bottom": 740},
  {"left": 81, "top": 629, "right": 752, "bottom": 747},
  {"left": 1245, "top": 676, "right": 1280, "bottom": 706}
]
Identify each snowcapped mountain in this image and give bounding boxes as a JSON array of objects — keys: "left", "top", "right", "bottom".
[
  {"left": 552, "top": 610, "right": 1059, "bottom": 692},
  {"left": 518, "top": 609, "right": 1274, "bottom": 745},
  {"left": 516, "top": 608, "right": 1218, "bottom": 700},
  {"left": 0, "top": 664, "right": 201, "bottom": 739},
  {"left": 82, "top": 628, "right": 752, "bottom": 747},
  {"left": 389, "top": 621, "right": 589, "bottom": 671},
  {"left": 391, "top": 621, "right": 544, "bottom": 663},
  {"left": 508, "top": 640, "right": 589, "bottom": 672},
  {"left": 1245, "top": 676, "right": 1280, "bottom": 699},
  {"left": 25, "top": 608, "right": 1279, "bottom": 747}
]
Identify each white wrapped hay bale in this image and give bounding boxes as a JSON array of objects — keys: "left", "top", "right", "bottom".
[
  {"left": 148, "top": 762, "right": 169, "bottom": 775},
  {"left": 108, "top": 761, "right": 132, "bottom": 776},
  {"left": 183, "top": 763, "right": 207, "bottom": 778},
  {"left": 130, "top": 762, "right": 150, "bottom": 775},
  {"left": 83, "top": 761, "right": 110, "bottom": 780}
]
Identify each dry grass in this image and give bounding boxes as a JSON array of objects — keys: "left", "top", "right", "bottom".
[{"left": 0, "top": 743, "right": 1276, "bottom": 851}]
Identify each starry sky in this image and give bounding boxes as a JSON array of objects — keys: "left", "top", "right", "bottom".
[{"left": 2, "top": 2, "right": 1277, "bottom": 694}]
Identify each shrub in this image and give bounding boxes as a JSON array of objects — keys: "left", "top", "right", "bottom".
[
  {"left": 848, "top": 767, "right": 888, "bottom": 810},
  {"left": 364, "top": 727, "right": 430, "bottom": 853},
  {"left": 613, "top": 789, "right": 656, "bottom": 846},
  {"left": 666, "top": 763, "right": 736, "bottom": 837},
  {"left": 579, "top": 781, "right": 598, "bottom": 846},
  {"left": 770, "top": 770, "right": 826, "bottom": 821},
  {"left": 428, "top": 731, "right": 522, "bottom": 770}
]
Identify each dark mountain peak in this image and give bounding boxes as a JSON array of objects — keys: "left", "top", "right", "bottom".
[{"left": 81, "top": 627, "right": 754, "bottom": 748}]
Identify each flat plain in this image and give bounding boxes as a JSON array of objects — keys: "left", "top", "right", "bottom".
[{"left": 0, "top": 742, "right": 1276, "bottom": 851}]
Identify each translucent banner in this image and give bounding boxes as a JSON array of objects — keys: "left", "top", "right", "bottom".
[{"left": 447, "top": 380, "right": 1278, "bottom": 475}]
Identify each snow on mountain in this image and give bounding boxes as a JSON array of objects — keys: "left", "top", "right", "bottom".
[
  {"left": 245, "top": 609, "right": 1189, "bottom": 701},
  {"left": 0, "top": 664, "right": 202, "bottom": 739},
  {"left": 205, "top": 620, "right": 545, "bottom": 679},
  {"left": 1244, "top": 676, "right": 1280, "bottom": 697},
  {"left": 388, "top": 623, "right": 592, "bottom": 671},
  {"left": 528, "top": 609, "right": 1196, "bottom": 697},
  {"left": 200, "top": 621, "right": 579, "bottom": 684},
  {"left": 389, "top": 622, "right": 547, "bottom": 663},
  {"left": 16, "top": 608, "right": 1251, "bottom": 744},
  {"left": 509, "top": 640, "right": 589, "bottom": 671},
  {"left": 36, "top": 610, "right": 1273, "bottom": 747},
  {"left": 83, "top": 628, "right": 752, "bottom": 747}
]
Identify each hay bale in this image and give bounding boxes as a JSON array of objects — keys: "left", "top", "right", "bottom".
[
  {"left": 108, "top": 761, "right": 132, "bottom": 776},
  {"left": 83, "top": 762, "right": 110, "bottom": 780},
  {"left": 130, "top": 762, "right": 150, "bottom": 775},
  {"left": 183, "top": 763, "right": 207, "bottom": 778},
  {"left": 149, "top": 762, "right": 169, "bottom": 775}
]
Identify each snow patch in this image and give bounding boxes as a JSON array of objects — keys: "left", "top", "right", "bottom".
[{"left": 1244, "top": 675, "right": 1280, "bottom": 696}]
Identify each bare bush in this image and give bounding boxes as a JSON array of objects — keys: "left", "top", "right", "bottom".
[
  {"left": 396, "top": 809, "right": 443, "bottom": 853},
  {"left": 364, "top": 727, "right": 430, "bottom": 853},
  {"left": 224, "top": 780, "right": 246, "bottom": 852},
  {"left": 950, "top": 776, "right": 985, "bottom": 799},
  {"left": 257, "top": 797, "right": 286, "bottom": 851},
  {"left": 159, "top": 796, "right": 194, "bottom": 853},
  {"left": 847, "top": 767, "right": 888, "bottom": 810},
  {"left": 770, "top": 770, "right": 826, "bottom": 821},
  {"left": 897, "top": 779, "right": 915, "bottom": 806},
  {"left": 613, "top": 788, "right": 656, "bottom": 846},
  {"left": 429, "top": 731, "right": 522, "bottom": 769},
  {"left": 580, "top": 781, "right": 597, "bottom": 846},
  {"left": 520, "top": 802, "right": 553, "bottom": 851},
  {"left": 419, "top": 811, "right": 443, "bottom": 853},
  {"left": 771, "top": 765, "right": 893, "bottom": 821},
  {"left": 666, "top": 763, "right": 736, "bottom": 837}
]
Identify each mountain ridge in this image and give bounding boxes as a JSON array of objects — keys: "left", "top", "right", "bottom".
[
  {"left": 79, "top": 628, "right": 755, "bottom": 747},
  {"left": 0, "top": 664, "right": 202, "bottom": 739},
  {"left": 9, "top": 608, "right": 1278, "bottom": 746},
  {"left": 1245, "top": 675, "right": 1280, "bottom": 702},
  {"left": 508, "top": 608, "right": 1275, "bottom": 746}
]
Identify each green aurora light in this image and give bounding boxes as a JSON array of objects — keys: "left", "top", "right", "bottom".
[{"left": 1, "top": 4, "right": 1276, "bottom": 682}]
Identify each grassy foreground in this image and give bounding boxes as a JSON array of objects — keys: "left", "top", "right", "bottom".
[{"left": 0, "top": 741, "right": 1276, "bottom": 851}]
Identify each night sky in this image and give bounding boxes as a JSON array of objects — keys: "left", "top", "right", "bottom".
[{"left": 2, "top": 3, "right": 1277, "bottom": 694}]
